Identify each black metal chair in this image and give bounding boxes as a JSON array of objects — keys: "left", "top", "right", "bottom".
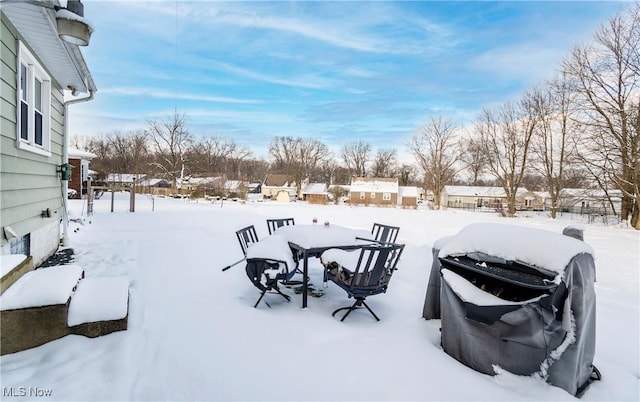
[
  {"left": 266, "top": 217, "right": 295, "bottom": 235},
  {"left": 322, "top": 243, "right": 405, "bottom": 321},
  {"left": 371, "top": 223, "right": 400, "bottom": 244},
  {"left": 235, "top": 225, "right": 296, "bottom": 308}
]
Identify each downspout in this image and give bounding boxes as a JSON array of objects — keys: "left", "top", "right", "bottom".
[{"left": 61, "top": 88, "right": 94, "bottom": 246}]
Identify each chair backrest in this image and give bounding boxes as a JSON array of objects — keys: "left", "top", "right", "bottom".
[
  {"left": 348, "top": 243, "right": 405, "bottom": 292},
  {"left": 266, "top": 218, "right": 295, "bottom": 235},
  {"left": 371, "top": 223, "right": 400, "bottom": 244},
  {"left": 236, "top": 225, "right": 259, "bottom": 256}
]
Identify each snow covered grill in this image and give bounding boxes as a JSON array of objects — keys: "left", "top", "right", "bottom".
[
  {"left": 438, "top": 255, "right": 558, "bottom": 303},
  {"left": 432, "top": 223, "right": 599, "bottom": 397}
]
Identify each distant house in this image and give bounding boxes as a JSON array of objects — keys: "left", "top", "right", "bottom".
[
  {"left": 301, "top": 183, "right": 328, "bottom": 204},
  {"left": 137, "top": 178, "right": 171, "bottom": 195},
  {"left": 441, "top": 186, "right": 529, "bottom": 210},
  {"left": 68, "top": 147, "right": 96, "bottom": 199},
  {"left": 558, "top": 188, "right": 622, "bottom": 216},
  {"left": 275, "top": 189, "right": 297, "bottom": 203},
  {"left": 105, "top": 173, "right": 147, "bottom": 187},
  {"left": 349, "top": 178, "right": 398, "bottom": 207},
  {"left": 1, "top": 2, "right": 96, "bottom": 264},
  {"left": 262, "top": 174, "right": 297, "bottom": 199},
  {"left": 398, "top": 186, "right": 419, "bottom": 208}
]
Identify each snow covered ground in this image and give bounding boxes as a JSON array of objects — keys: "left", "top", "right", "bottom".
[{"left": 1, "top": 193, "right": 638, "bottom": 401}]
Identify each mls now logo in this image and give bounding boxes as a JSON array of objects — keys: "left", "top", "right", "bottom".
[{"left": 3, "top": 386, "right": 53, "bottom": 397}]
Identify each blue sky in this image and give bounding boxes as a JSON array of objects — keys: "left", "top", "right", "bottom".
[{"left": 70, "top": 0, "right": 626, "bottom": 161}]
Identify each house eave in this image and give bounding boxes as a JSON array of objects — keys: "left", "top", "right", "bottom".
[{"left": 2, "top": 0, "right": 96, "bottom": 94}]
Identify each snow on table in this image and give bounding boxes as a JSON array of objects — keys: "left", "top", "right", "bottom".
[
  {"left": 438, "top": 223, "right": 594, "bottom": 275},
  {"left": 0, "top": 254, "right": 27, "bottom": 278},
  {"left": 1, "top": 265, "right": 84, "bottom": 310},
  {"left": 68, "top": 277, "right": 129, "bottom": 326},
  {"left": 273, "top": 224, "right": 372, "bottom": 249}
]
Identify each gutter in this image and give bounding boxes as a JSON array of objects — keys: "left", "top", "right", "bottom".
[{"left": 61, "top": 87, "right": 94, "bottom": 246}]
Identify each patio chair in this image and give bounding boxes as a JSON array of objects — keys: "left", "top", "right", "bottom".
[
  {"left": 235, "top": 225, "right": 297, "bottom": 308},
  {"left": 321, "top": 242, "right": 405, "bottom": 321},
  {"left": 266, "top": 217, "right": 295, "bottom": 235},
  {"left": 371, "top": 223, "right": 400, "bottom": 244}
]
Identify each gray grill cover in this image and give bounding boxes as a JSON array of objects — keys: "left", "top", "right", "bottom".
[{"left": 424, "top": 224, "right": 597, "bottom": 396}]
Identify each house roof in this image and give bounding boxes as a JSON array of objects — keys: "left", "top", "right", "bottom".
[
  {"left": 350, "top": 177, "right": 398, "bottom": 193},
  {"left": 443, "top": 185, "right": 528, "bottom": 198},
  {"left": 68, "top": 147, "right": 96, "bottom": 160},
  {"left": 560, "top": 188, "right": 623, "bottom": 200},
  {"left": 398, "top": 186, "right": 419, "bottom": 198},
  {"left": 138, "top": 178, "right": 168, "bottom": 187},
  {"left": 105, "top": 173, "right": 146, "bottom": 183},
  {"left": 2, "top": 1, "right": 96, "bottom": 94},
  {"left": 264, "top": 174, "right": 294, "bottom": 187},
  {"left": 302, "top": 183, "right": 328, "bottom": 194}
]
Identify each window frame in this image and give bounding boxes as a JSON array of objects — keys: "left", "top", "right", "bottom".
[
  {"left": 382, "top": 192, "right": 391, "bottom": 201},
  {"left": 16, "top": 41, "right": 51, "bottom": 157}
]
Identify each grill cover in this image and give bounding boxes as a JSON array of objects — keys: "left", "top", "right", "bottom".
[{"left": 424, "top": 223, "right": 597, "bottom": 396}]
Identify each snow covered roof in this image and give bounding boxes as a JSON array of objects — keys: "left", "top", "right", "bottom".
[
  {"left": 398, "top": 186, "right": 419, "bottom": 198},
  {"left": 560, "top": 188, "right": 623, "bottom": 200},
  {"left": 105, "top": 173, "right": 146, "bottom": 184},
  {"left": 68, "top": 147, "right": 96, "bottom": 160},
  {"left": 350, "top": 178, "right": 398, "bottom": 193},
  {"left": 443, "top": 186, "right": 528, "bottom": 197},
  {"left": 438, "top": 223, "right": 594, "bottom": 275},
  {"left": 225, "top": 180, "right": 245, "bottom": 190},
  {"left": 302, "top": 183, "right": 328, "bottom": 194},
  {"left": 138, "top": 178, "right": 169, "bottom": 187}
]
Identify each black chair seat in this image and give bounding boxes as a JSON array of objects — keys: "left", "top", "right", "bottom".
[{"left": 321, "top": 243, "right": 404, "bottom": 321}]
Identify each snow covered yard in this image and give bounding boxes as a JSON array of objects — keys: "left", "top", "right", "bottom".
[{"left": 1, "top": 193, "right": 638, "bottom": 401}]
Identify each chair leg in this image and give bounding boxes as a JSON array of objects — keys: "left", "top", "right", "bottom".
[
  {"left": 254, "top": 284, "right": 291, "bottom": 308},
  {"left": 361, "top": 301, "right": 380, "bottom": 321},
  {"left": 254, "top": 289, "right": 269, "bottom": 308},
  {"left": 332, "top": 299, "right": 380, "bottom": 322}
]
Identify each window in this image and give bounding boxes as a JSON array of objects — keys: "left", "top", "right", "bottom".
[
  {"left": 370, "top": 192, "right": 376, "bottom": 199},
  {"left": 360, "top": 192, "right": 365, "bottom": 200},
  {"left": 10, "top": 234, "right": 30, "bottom": 256},
  {"left": 17, "top": 42, "right": 51, "bottom": 156},
  {"left": 383, "top": 192, "right": 391, "bottom": 201}
]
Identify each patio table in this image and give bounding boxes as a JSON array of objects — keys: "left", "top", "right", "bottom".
[{"left": 273, "top": 224, "right": 372, "bottom": 308}]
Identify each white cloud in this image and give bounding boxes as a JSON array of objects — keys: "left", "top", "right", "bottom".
[{"left": 99, "top": 87, "right": 261, "bottom": 104}]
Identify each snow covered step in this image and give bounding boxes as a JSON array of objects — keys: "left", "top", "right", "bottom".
[
  {"left": 68, "top": 277, "right": 129, "bottom": 338},
  {"left": 0, "top": 265, "right": 84, "bottom": 310},
  {"left": 0, "top": 254, "right": 33, "bottom": 295},
  {"left": 1, "top": 265, "right": 84, "bottom": 355}
]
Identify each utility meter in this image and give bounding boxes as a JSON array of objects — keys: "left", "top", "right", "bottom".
[{"left": 59, "top": 163, "right": 72, "bottom": 181}]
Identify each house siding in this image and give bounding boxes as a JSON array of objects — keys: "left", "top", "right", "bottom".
[{"left": 0, "top": 15, "right": 64, "bottom": 263}]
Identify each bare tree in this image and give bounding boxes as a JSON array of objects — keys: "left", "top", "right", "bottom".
[
  {"left": 341, "top": 140, "right": 371, "bottom": 178},
  {"left": 564, "top": 4, "right": 640, "bottom": 228},
  {"left": 109, "top": 130, "right": 150, "bottom": 175},
  {"left": 268, "top": 136, "right": 330, "bottom": 193},
  {"left": 475, "top": 95, "right": 539, "bottom": 215},
  {"left": 396, "top": 164, "right": 417, "bottom": 186},
  {"left": 186, "top": 136, "right": 236, "bottom": 176},
  {"left": 146, "top": 111, "right": 193, "bottom": 188},
  {"left": 530, "top": 75, "right": 580, "bottom": 218},
  {"left": 371, "top": 148, "right": 397, "bottom": 178},
  {"left": 408, "top": 116, "right": 462, "bottom": 209},
  {"left": 461, "top": 136, "right": 487, "bottom": 186}
]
